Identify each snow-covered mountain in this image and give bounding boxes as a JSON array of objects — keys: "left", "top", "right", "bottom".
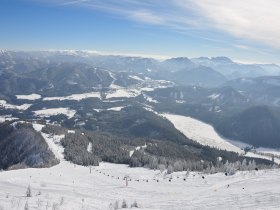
[
  {"left": 191, "top": 57, "right": 280, "bottom": 79},
  {"left": 1, "top": 51, "right": 280, "bottom": 168}
]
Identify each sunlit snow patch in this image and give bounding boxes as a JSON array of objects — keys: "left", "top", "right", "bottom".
[
  {"left": 208, "top": 94, "right": 220, "bottom": 100},
  {"left": 0, "top": 100, "right": 32, "bottom": 110},
  {"left": 43, "top": 92, "right": 101, "bottom": 101},
  {"left": 32, "top": 123, "right": 65, "bottom": 160},
  {"left": 245, "top": 152, "right": 280, "bottom": 164},
  {"left": 129, "top": 75, "right": 144, "bottom": 81},
  {"left": 107, "top": 106, "right": 125, "bottom": 111},
  {"left": 15, "top": 93, "right": 41, "bottom": 100},
  {"left": 106, "top": 89, "right": 141, "bottom": 99},
  {"left": 33, "top": 108, "right": 76, "bottom": 119},
  {"left": 0, "top": 115, "right": 19, "bottom": 123},
  {"left": 161, "top": 113, "right": 243, "bottom": 154}
]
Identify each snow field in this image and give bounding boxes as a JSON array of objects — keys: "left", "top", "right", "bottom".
[
  {"left": 0, "top": 161, "right": 280, "bottom": 210},
  {"left": 15, "top": 94, "right": 42, "bottom": 100},
  {"left": 161, "top": 113, "right": 243, "bottom": 154},
  {"left": 0, "top": 100, "right": 32, "bottom": 110},
  {"left": 33, "top": 108, "right": 76, "bottom": 119},
  {"left": 43, "top": 92, "right": 101, "bottom": 101}
]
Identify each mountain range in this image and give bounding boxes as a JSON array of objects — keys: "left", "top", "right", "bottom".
[{"left": 0, "top": 50, "right": 280, "bottom": 170}]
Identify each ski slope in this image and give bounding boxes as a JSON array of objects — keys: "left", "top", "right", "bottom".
[
  {"left": 161, "top": 114, "right": 243, "bottom": 154},
  {"left": 0, "top": 161, "right": 280, "bottom": 209},
  {"left": 0, "top": 122, "right": 280, "bottom": 209}
]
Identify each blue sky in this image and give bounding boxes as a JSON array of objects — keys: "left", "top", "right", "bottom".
[{"left": 1, "top": 0, "right": 279, "bottom": 64}]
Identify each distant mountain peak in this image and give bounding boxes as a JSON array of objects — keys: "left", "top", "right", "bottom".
[
  {"left": 165, "top": 57, "right": 191, "bottom": 62},
  {"left": 211, "top": 56, "right": 233, "bottom": 63}
]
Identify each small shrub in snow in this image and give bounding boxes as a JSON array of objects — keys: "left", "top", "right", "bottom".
[
  {"left": 52, "top": 202, "right": 59, "bottom": 210},
  {"left": 26, "top": 185, "right": 32, "bottom": 197},
  {"left": 60, "top": 196, "right": 65, "bottom": 205},
  {"left": 121, "top": 199, "right": 127, "bottom": 208},
  {"left": 131, "top": 200, "right": 138, "bottom": 208}
]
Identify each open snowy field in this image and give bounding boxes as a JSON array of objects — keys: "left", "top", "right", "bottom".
[
  {"left": 0, "top": 161, "right": 280, "bottom": 210},
  {"left": 161, "top": 114, "right": 243, "bottom": 154}
]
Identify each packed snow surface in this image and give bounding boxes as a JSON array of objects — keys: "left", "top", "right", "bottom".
[
  {"left": 33, "top": 108, "right": 76, "bottom": 119},
  {"left": 15, "top": 94, "right": 41, "bottom": 100},
  {"left": 161, "top": 114, "right": 243, "bottom": 154},
  {"left": 0, "top": 162, "right": 280, "bottom": 209},
  {"left": 32, "top": 123, "right": 65, "bottom": 160},
  {"left": 43, "top": 92, "right": 101, "bottom": 101},
  {"left": 0, "top": 124, "right": 280, "bottom": 209}
]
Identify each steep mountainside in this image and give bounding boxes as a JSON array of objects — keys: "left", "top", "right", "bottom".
[
  {"left": 0, "top": 122, "right": 58, "bottom": 170},
  {"left": 223, "top": 76, "right": 280, "bottom": 107},
  {"left": 167, "top": 66, "right": 227, "bottom": 87},
  {"left": 1, "top": 50, "right": 280, "bottom": 159},
  {"left": 191, "top": 57, "right": 280, "bottom": 79},
  {"left": 216, "top": 106, "right": 280, "bottom": 148}
]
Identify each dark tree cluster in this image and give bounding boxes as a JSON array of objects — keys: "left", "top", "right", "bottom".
[{"left": 0, "top": 122, "right": 59, "bottom": 170}]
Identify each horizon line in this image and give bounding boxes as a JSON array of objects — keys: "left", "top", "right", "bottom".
[{"left": 0, "top": 48, "right": 278, "bottom": 65}]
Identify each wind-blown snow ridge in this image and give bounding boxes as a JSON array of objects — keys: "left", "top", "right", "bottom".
[{"left": 161, "top": 113, "right": 243, "bottom": 154}]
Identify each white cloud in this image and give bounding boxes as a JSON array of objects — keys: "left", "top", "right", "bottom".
[
  {"left": 183, "top": 0, "right": 280, "bottom": 48},
  {"left": 47, "top": 0, "right": 280, "bottom": 49},
  {"left": 128, "top": 10, "right": 164, "bottom": 24}
]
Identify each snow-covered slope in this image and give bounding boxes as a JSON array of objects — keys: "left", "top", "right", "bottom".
[
  {"left": 0, "top": 119, "right": 279, "bottom": 209},
  {"left": 161, "top": 114, "right": 243, "bottom": 154},
  {"left": 245, "top": 152, "right": 280, "bottom": 165},
  {"left": 0, "top": 161, "right": 280, "bottom": 209}
]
